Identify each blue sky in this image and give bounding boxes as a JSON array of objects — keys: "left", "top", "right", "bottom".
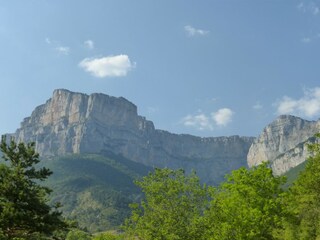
[{"left": 0, "top": 0, "right": 320, "bottom": 137}]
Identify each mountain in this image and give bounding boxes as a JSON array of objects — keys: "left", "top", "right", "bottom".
[
  {"left": 6, "top": 89, "right": 320, "bottom": 232},
  {"left": 247, "top": 115, "right": 320, "bottom": 175},
  {"left": 12, "top": 89, "right": 254, "bottom": 184}
]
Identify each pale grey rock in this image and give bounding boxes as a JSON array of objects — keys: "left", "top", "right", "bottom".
[
  {"left": 247, "top": 115, "right": 320, "bottom": 175},
  {"left": 13, "top": 89, "right": 254, "bottom": 184}
]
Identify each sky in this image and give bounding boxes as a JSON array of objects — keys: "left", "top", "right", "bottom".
[{"left": 0, "top": 0, "right": 320, "bottom": 138}]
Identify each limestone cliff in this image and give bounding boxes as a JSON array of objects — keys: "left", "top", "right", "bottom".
[
  {"left": 247, "top": 115, "right": 320, "bottom": 175},
  {"left": 12, "top": 89, "right": 254, "bottom": 184}
]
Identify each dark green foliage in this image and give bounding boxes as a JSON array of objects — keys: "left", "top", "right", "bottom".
[{"left": 0, "top": 136, "right": 66, "bottom": 239}]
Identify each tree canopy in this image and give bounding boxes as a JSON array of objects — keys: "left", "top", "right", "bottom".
[
  {"left": 124, "top": 134, "right": 320, "bottom": 240},
  {"left": 2, "top": 134, "right": 320, "bottom": 240},
  {"left": 275, "top": 133, "right": 320, "bottom": 239},
  {"left": 0, "top": 136, "right": 66, "bottom": 239},
  {"left": 124, "top": 168, "right": 208, "bottom": 240},
  {"left": 124, "top": 165, "right": 285, "bottom": 240},
  {"left": 204, "top": 162, "right": 285, "bottom": 240}
]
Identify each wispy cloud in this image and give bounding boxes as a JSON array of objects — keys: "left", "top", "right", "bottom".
[
  {"left": 300, "top": 33, "right": 320, "bottom": 43},
  {"left": 84, "top": 40, "right": 94, "bottom": 50},
  {"left": 253, "top": 102, "right": 263, "bottom": 110},
  {"left": 297, "top": 1, "right": 319, "bottom": 15},
  {"left": 301, "top": 37, "right": 312, "bottom": 43},
  {"left": 45, "top": 37, "right": 70, "bottom": 55},
  {"left": 184, "top": 25, "right": 209, "bottom": 37},
  {"left": 55, "top": 46, "right": 70, "bottom": 55},
  {"left": 182, "top": 113, "right": 213, "bottom": 130},
  {"left": 181, "top": 108, "right": 234, "bottom": 130},
  {"left": 212, "top": 108, "right": 234, "bottom": 126},
  {"left": 276, "top": 87, "right": 320, "bottom": 118},
  {"left": 147, "top": 107, "right": 159, "bottom": 115},
  {"left": 79, "top": 54, "right": 135, "bottom": 78},
  {"left": 45, "top": 37, "right": 51, "bottom": 44}
]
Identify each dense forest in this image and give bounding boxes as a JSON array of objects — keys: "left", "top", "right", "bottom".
[{"left": 1, "top": 134, "right": 320, "bottom": 239}]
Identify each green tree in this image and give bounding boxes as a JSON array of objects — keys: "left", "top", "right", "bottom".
[
  {"left": 124, "top": 168, "right": 208, "bottom": 240},
  {"left": 205, "top": 162, "right": 286, "bottom": 240},
  {"left": 65, "top": 229, "right": 91, "bottom": 240},
  {"left": 92, "top": 232, "right": 122, "bottom": 240},
  {"left": 0, "top": 136, "right": 66, "bottom": 239},
  {"left": 279, "top": 134, "right": 320, "bottom": 239}
]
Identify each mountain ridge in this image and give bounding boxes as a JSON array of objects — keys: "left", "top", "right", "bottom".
[{"left": 11, "top": 89, "right": 254, "bottom": 184}]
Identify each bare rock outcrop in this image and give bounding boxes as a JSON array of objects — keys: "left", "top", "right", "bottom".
[
  {"left": 247, "top": 115, "right": 320, "bottom": 175},
  {"left": 13, "top": 89, "right": 254, "bottom": 184}
]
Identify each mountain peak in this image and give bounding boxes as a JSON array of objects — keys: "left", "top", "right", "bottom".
[
  {"left": 12, "top": 89, "right": 254, "bottom": 184},
  {"left": 247, "top": 115, "right": 320, "bottom": 175}
]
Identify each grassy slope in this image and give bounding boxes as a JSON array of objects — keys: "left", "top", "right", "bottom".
[
  {"left": 282, "top": 161, "right": 307, "bottom": 189},
  {"left": 41, "top": 152, "right": 152, "bottom": 233}
]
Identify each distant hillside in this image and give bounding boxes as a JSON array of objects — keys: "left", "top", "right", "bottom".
[{"left": 41, "top": 152, "right": 152, "bottom": 232}]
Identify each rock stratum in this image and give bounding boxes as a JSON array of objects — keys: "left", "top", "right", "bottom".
[
  {"left": 12, "top": 89, "right": 254, "bottom": 184},
  {"left": 247, "top": 115, "right": 320, "bottom": 175}
]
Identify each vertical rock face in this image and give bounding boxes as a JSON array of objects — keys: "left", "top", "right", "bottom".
[
  {"left": 13, "top": 89, "right": 254, "bottom": 184},
  {"left": 247, "top": 115, "right": 320, "bottom": 175}
]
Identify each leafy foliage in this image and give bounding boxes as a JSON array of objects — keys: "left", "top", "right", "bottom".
[
  {"left": 124, "top": 168, "right": 208, "bottom": 240},
  {"left": 276, "top": 133, "right": 320, "bottom": 239},
  {"left": 205, "top": 162, "right": 286, "bottom": 240},
  {"left": 0, "top": 136, "right": 66, "bottom": 239},
  {"left": 123, "top": 134, "right": 320, "bottom": 240},
  {"left": 2, "top": 133, "right": 320, "bottom": 239},
  {"left": 92, "top": 231, "right": 123, "bottom": 240},
  {"left": 123, "top": 159, "right": 294, "bottom": 240},
  {"left": 65, "top": 229, "right": 91, "bottom": 240}
]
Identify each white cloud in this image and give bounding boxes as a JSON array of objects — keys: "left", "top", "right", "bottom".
[
  {"left": 184, "top": 25, "right": 209, "bottom": 37},
  {"left": 212, "top": 108, "right": 233, "bottom": 126},
  {"left": 182, "top": 108, "right": 234, "bottom": 130},
  {"left": 277, "top": 97, "right": 297, "bottom": 114},
  {"left": 55, "top": 46, "right": 70, "bottom": 55},
  {"left": 182, "top": 114, "right": 213, "bottom": 130},
  {"left": 84, "top": 40, "right": 94, "bottom": 50},
  {"left": 276, "top": 87, "right": 320, "bottom": 118},
  {"left": 253, "top": 102, "right": 263, "bottom": 110},
  {"left": 79, "top": 54, "right": 134, "bottom": 78}
]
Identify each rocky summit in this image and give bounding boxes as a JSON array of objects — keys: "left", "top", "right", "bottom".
[
  {"left": 8, "top": 89, "right": 320, "bottom": 181},
  {"left": 12, "top": 89, "right": 254, "bottom": 184},
  {"left": 247, "top": 115, "right": 320, "bottom": 175}
]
